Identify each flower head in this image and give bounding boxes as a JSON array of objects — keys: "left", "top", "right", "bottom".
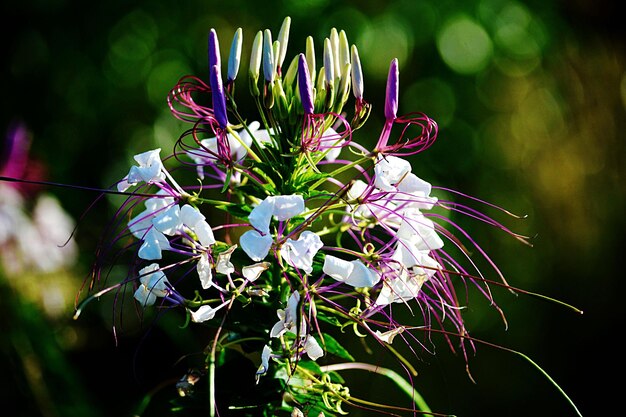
[{"left": 79, "top": 17, "right": 544, "bottom": 417}]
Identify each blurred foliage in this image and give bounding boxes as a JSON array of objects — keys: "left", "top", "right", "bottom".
[{"left": 2, "top": 0, "right": 624, "bottom": 416}]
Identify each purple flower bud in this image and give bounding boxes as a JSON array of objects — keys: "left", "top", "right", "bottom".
[
  {"left": 298, "top": 54, "right": 314, "bottom": 114},
  {"left": 208, "top": 29, "right": 221, "bottom": 72},
  {"left": 384, "top": 58, "right": 399, "bottom": 120},
  {"left": 210, "top": 64, "right": 228, "bottom": 129}
]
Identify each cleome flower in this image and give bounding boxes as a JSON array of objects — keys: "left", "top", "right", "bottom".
[{"left": 75, "top": 15, "right": 557, "bottom": 417}]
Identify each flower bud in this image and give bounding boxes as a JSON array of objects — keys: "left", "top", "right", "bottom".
[
  {"left": 339, "top": 30, "right": 350, "bottom": 69},
  {"left": 227, "top": 28, "right": 242, "bottom": 82},
  {"left": 298, "top": 54, "right": 314, "bottom": 114},
  {"left": 384, "top": 58, "right": 399, "bottom": 120},
  {"left": 329, "top": 27, "right": 340, "bottom": 79},
  {"left": 262, "top": 29, "right": 275, "bottom": 83},
  {"left": 249, "top": 31, "right": 263, "bottom": 97},
  {"left": 210, "top": 64, "right": 228, "bottom": 128},
  {"left": 208, "top": 29, "right": 221, "bottom": 72},
  {"left": 277, "top": 16, "right": 291, "bottom": 73},
  {"left": 323, "top": 38, "right": 335, "bottom": 85},
  {"left": 350, "top": 45, "right": 364, "bottom": 100},
  {"left": 305, "top": 36, "right": 316, "bottom": 84}
]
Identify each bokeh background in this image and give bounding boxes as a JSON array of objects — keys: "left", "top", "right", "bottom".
[{"left": 1, "top": 0, "right": 624, "bottom": 416}]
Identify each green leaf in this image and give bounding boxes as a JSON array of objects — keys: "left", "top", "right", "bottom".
[
  {"left": 222, "top": 203, "right": 253, "bottom": 219},
  {"left": 320, "top": 333, "right": 355, "bottom": 361},
  {"left": 316, "top": 311, "right": 343, "bottom": 327},
  {"left": 297, "top": 359, "right": 323, "bottom": 375}
]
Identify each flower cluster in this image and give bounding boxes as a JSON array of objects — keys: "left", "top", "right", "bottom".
[{"left": 81, "top": 17, "right": 528, "bottom": 416}]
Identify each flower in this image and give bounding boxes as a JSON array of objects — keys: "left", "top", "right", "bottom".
[
  {"left": 322, "top": 255, "right": 380, "bottom": 288},
  {"left": 280, "top": 231, "right": 323, "bottom": 275},
  {"left": 76, "top": 17, "right": 550, "bottom": 417},
  {"left": 118, "top": 149, "right": 166, "bottom": 191},
  {"left": 133, "top": 263, "right": 171, "bottom": 307}
]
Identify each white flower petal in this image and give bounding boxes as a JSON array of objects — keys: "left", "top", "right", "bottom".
[
  {"left": 256, "top": 344, "right": 272, "bottom": 378},
  {"left": 139, "top": 263, "right": 170, "bottom": 294},
  {"left": 194, "top": 220, "right": 216, "bottom": 247},
  {"left": 323, "top": 255, "right": 354, "bottom": 282},
  {"left": 240, "top": 230, "right": 273, "bottom": 261},
  {"left": 345, "top": 260, "right": 380, "bottom": 288},
  {"left": 374, "top": 155, "right": 411, "bottom": 191},
  {"left": 281, "top": 231, "right": 322, "bottom": 274},
  {"left": 152, "top": 205, "right": 181, "bottom": 235},
  {"left": 216, "top": 245, "right": 237, "bottom": 275},
  {"left": 304, "top": 336, "right": 324, "bottom": 360},
  {"left": 197, "top": 252, "right": 213, "bottom": 289},
  {"left": 347, "top": 179, "right": 369, "bottom": 201},
  {"left": 242, "top": 262, "right": 270, "bottom": 282},
  {"left": 138, "top": 228, "right": 170, "bottom": 260},
  {"left": 180, "top": 204, "right": 205, "bottom": 227},
  {"left": 397, "top": 214, "right": 444, "bottom": 251},
  {"left": 127, "top": 149, "right": 165, "bottom": 184},
  {"left": 271, "top": 195, "right": 305, "bottom": 221},
  {"left": 134, "top": 286, "right": 156, "bottom": 307},
  {"left": 374, "top": 327, "right": 405, "bottom": 344},
  {"left": 248, "top": 198, "right": 274, "bottom": 234},
  {"left": 190, "top": 305, "right": 217, "bottom": 322}
]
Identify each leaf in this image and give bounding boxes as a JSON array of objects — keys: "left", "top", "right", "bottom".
[
  {"left": 316, "top": 311, "right": 343, "bottom": 327},
  {"left": 222, "top": 203, "right": 253, "bottom": 219},
  {"left": 320, "top": 333, "right": 354, "bottom": 361}
]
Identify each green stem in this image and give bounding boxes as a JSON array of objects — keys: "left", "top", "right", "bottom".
[
  {"left": 321, "top": 363, "right": 434, "bottom": 415},
  {"left": 310, "top": 154, "right": 373, "bottom": 190}
]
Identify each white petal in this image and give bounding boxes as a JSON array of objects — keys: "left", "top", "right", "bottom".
[
  {"left": 152, "top": 205, "right": 181, "bottom": 235},
  {"left": 190, "top": 305, "right": 217, "bottom": 322},
  {"left": 242, "top": 262, "right": 270, "bottom": 282},
  {"left": 347, "top": 179, "right": 369, "bottom": 201},
  {"left": 139, "top": 263, "right": 170, "bottom": 296},
  {"left": 280, "top": 231, "right": 322, "bottom": 274},
  {"left": 397, "top": 173, "right": 431, "bottom": 195},
  {"left": 256, "top": 344, "right": 272, "bottom": 377},
  {"left": 197, "top": 252, "right": 213, "bottom": 289},
  {"left": 117, "top": 176, "right": 132, "bottom": 192},
  {"left": 240, "top": 230, "right": 273, "bottom": 261},
  {"left": 345, "top": 260, "right": 380, "bottom": 288},
  {"left": 216, "top": 245, "right": 237, "bottom": 275},
  {"left": 374, "top": 327, "right": 405, "bottom": 344},
  {"left": 270, "top": 316, "right": 287, "bottom": 338},
  {"left": 397, "top": 214, "right": 444, "bottom": 251},
  {"left": 138, "top": 228, "right": 170, "bottom": 260},
  {"left": 134, "top": 286, "right": 156, "bottom": 307},
  {"left": 323, "top": 255, "right": 354, "bottom": 282},
  {"left": 194, "top": 220, "right": 216, "bottom": 247},
  {"left": 304, "top": 336, "right": 324, "bottom": 360},
  {"left": 271, "top": 195, "right": 305, "bottom": 221},
  {"left": 374, "top": 155, "right": 411, "bottom": 191},
  {"left": 248, "top": 198, "right": 274, "bottom": 234},
  {"left": 180, "top": 204, "right": 205, "bottom": 227},
  {"left": 129, "top": 149, "right": 165, "bottom": 184}
]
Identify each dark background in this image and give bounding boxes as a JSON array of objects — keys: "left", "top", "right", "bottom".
[{"left": 1, "top": 0, "right": 624, "bottom": 416}]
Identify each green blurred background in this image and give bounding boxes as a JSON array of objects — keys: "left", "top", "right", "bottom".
[{"left": 1, "top": 0, "right": 624, "bottom": 416}]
